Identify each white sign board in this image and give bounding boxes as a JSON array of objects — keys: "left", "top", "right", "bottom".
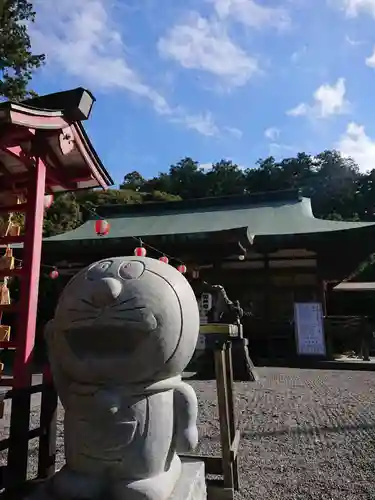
[{"left": 294, "top": 302, "right": 326, "bottom": 356}]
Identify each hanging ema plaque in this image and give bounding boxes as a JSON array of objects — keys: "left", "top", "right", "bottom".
[{"left": 294, "top": 302, "right": 326, "bottom": 356}]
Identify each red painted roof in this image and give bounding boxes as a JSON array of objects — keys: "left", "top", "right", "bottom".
[{"left": 0, "top": 88, "right": 113, "bottom": 193}]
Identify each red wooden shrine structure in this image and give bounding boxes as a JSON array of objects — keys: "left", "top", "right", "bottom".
[{"left": 0, "top": 88, "right": 113, "bottom": 491}]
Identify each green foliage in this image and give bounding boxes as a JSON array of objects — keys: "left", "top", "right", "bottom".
[
  {"left": 142, "top": 190, "right": 182, "bottom": 203},
  {"left": 115, "top": 151, "right": 371, "bottom": 223},
  {"left": 41, "top": 150, "right": 375, "bottom": 240},
  {"left": 0, "top": 0, "right": 45, "bottom": 100},
  {"left": 43, "top": 193, "right": 82, "bottom": 237},
  {"left": 119, "top": 171, "right": 146, "bottom": 191},
  {"left": 42, "top": 188, "right": 182, "bottom": 237}
]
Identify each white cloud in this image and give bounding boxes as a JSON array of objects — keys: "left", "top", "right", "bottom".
[
  {"left": 287, "top": 78, "right": 349, "bottom": 119},
  {"left": 30, "top": 0, "right": 221, "bottom": 136},
  {"left": 173, "top": 110, "right": 219, "bottom": 136},
  {"left": 345, "top": 35, "right": 363, "bottom": 46},
  {"left": 287, "top": 102, "right": 309, "bottom": 117},
  {"left": 335, "top": 0, "right": 375, "bottom": 17},
  {"left": 264, "top": 127, "right": 280, "bottom": 140},
  {"left": 225, "top": 126, "right": 243, "bottom": 138},
  {"left": 365, "top": 47, "right": 375, "bottom": 67},
  {"left": 209, "top": 0, "right": 290, "bottom": 30},
  {"left": 158, "top": 13, "right": 259, "bottom": 87},
  {"left": 337, "top": 122, "right": 375, "bottom": 173}
]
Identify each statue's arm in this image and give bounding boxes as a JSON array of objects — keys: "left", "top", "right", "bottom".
[
  {"left": 173, "top": 382, "right": 198, "bottom": 453},
  {"left": 44, "top": 319, "right": 71, "bottom": 408}
]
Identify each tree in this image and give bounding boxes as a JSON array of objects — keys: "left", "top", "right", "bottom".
[
  {"left": 144, "top": 158, "right": 208, "bottom": 199},
  {"left": 0, "top": 0, "right": 45, "bottom": 100},
  {"left": 206, "top": 160, "right": 246, "bottom": 196},
  {"left": 43, "top": 193, "right": 82, "bottom": 237},
  {"left": 119, "top": 171, "right": 146, "bottom": 191}
]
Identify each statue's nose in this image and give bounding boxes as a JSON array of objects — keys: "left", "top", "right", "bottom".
[{"left": 91, "top": 277, "right": 122, "bottom": 307}]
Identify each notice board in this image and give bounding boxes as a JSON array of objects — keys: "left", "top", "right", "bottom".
[{"left": 294, "top": 302, "right": 326, "bottom": 356}]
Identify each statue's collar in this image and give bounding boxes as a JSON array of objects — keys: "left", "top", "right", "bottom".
[{"left": 69, "top": 375, "right": 183, "bottom": 397}]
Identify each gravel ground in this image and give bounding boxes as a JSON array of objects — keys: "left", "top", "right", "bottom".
[{"left": 1, "top": 368, "right": 375, "bottom": 500}]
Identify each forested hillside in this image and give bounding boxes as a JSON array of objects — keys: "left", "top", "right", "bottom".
[{"left": 44, "top": 150, "right": 375, "bottom": 238}]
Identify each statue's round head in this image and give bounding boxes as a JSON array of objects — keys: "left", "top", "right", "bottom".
[{"left": 48, "top": 256, "right": 200, "bottom": 384}]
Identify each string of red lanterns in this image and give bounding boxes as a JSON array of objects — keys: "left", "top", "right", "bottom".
[
  {"left": 7, "top": 200, "right": 198, "bottom": 282},
  {"left": 91, "top": 215, "right": 191, "bottom": 274}
]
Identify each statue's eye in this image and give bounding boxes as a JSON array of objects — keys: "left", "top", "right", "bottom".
[
  {"left": 118, "top": 261, "right": 145, "bottom": 280},
  {"left": 86, "top": 260, "right": 113, "bottom": 280},
  {"left": 98, "top": 261, "right": 111, "bottom": 271}
]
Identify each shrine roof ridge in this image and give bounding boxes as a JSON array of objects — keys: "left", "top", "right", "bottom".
[
  {"left": 94, "top": 188, "right": 304, "bottom": 218},
  {"left": 0, "top": 87, "right": 96, "bottom": 122}
]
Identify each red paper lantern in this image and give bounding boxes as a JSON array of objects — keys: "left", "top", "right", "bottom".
[
  {"left": 44, "top": 194, "right": 54, "bottom": 209},
  {"left": 134, "top": 247, "right": 147, "bottom": 257},
  {"left": 177, "top": 264, "right": 187, "bottom": 274},
  {"left": 159, "top": 256, "right": 169, "bottom": 264},
  {"left": 49, "top": 268, "right": 59, "bottom": 279},
  {"left": 95, "top": 219, "right": 110, "bottom": 236}
]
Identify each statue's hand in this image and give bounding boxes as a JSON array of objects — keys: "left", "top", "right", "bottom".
[
  {"left": 173, "top": 382, "right": 198, "bottom": 453},
  {"left": 178, "top": 425, "right": 198, "bottom": 452}
]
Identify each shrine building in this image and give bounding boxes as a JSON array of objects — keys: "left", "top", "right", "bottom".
[{"left": 37, "top": 189, "right": 375, "bottom": 358}]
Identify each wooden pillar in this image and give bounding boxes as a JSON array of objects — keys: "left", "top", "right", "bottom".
[
  {"left": 37, "top": 368, "right": 58, "bottom": 479},
  {"left": 6, "top": 158, "right": 46, "bottom": 488}
]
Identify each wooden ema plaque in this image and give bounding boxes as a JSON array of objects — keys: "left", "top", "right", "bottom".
[{"left": 0, "top": 205, "right": 21, "bottom": 349}]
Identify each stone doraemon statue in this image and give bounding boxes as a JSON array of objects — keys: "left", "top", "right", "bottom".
[{"left": 40, "top": 256, "right": 200, "bottom": 500}]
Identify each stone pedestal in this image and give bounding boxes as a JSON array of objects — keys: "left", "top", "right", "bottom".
[
  {"left": 170, "top": 459, "right": 206, "bottom": 500},
  {"left": 232, "top": 337, "right": 259, "bottom": 381}
]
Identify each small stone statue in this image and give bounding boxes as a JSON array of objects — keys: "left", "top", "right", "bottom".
[
  {"left": 35, "top": 257, "right": 200, "bottom": 500},
  {"left": 208, "top": 284, "right": 251, "bottom": 324}
]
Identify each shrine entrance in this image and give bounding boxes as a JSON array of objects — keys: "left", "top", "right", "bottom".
[{"left": 0, "top": 88, "right": 112, "bottom": 492}]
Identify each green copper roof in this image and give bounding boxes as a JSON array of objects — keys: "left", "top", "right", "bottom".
[{"left": 43, "top": 190, "right": 375, "bottom": 245}]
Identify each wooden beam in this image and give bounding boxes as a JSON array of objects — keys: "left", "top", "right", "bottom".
[
  {"left": 35, "top": 134, "right": 77, "bottom": 190},
  {"left": 5, "top": 156, "right": 46, "bottom": 488},
  {"left": 0, "top": 126, "right": 35, "bottom": 149},
  {"left": 1, "top": 145, "right": 33, "bottom": 167},
  {"left": 37, "top": 371, "right": 58, "bottom": 479}
]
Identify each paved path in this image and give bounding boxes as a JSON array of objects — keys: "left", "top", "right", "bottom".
[
  {"left": 194, "top": 368, "right": 375, "bottom": 500},
  {"left": 2, "top": 368, "right": 375, "bottom": 499}
]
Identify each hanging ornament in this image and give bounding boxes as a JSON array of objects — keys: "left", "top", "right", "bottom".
[
  {"left": 44, "top": 194, "right": 54, "bottom": 209},
  {"left": 134, "top": 246, "right": 147, "bottom": 257},
  {"left": 192, "top": 269, "right": 200, "bottom": 279},
  {"left": 0, "top": 282, "right": 10, "bottom": 305},
  {"left": 177, "top": 264, "right": 187, "bottom": 274},
  {"left": 95, "top": 219, "right": 110, "bottom": 236},
  {"left": 159, "top": 256, "right": 169, "bottom": 264},
  {"left": 49, "top": 268, "right": 59, "bottom": 279}
]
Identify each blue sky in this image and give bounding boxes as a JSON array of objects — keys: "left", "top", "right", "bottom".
[{"left": 29, "top": 0, "right": 375, "bottom": 185}]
